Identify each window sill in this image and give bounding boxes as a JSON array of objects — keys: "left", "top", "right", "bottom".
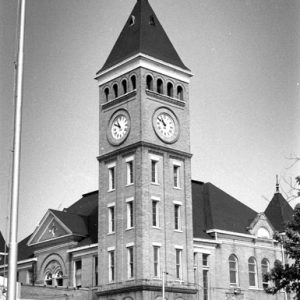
[
  {"left": 152, "top": 226, "right": 161, "bottom": 230},
  {"left": 126, "top": 227, "right": 134, "bottom": 231},
  {"left": 126, "top": 183, "right": 134, "bottom": 187},
  {"left": 107, "top": 232, "right": 115, "bottom": 236},
  {"left": 174, "top": 229, "right": 183, "bottom": 233},
  {"left": 173, "top": 186, "right": 182, "bottom": 190},
  {"left": 248, "top": 287, "right": 262, "bottom": 291},
  {"left": 107, "top": 189, "right": 116, "bottom": 193},
  {"left": 151, "top": 182, "right": 160, "bottom": 186}
]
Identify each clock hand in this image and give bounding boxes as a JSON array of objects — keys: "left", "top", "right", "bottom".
[
  {"left": 114, "top": 122, "right": 121, "bottom": 129},
  {"left": 158, "top": 116, "right": 166, "bottom": 127}
]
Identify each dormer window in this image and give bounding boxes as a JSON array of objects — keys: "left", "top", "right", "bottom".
[
  {"left": 149, "top": 15, "right": 155, "bottom": 26},
  {"left": 129, "top": 15, "right": 135, "bottom": 26}
]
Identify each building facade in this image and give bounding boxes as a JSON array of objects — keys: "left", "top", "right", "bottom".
[{"left": 0, "top": 1, "right": 295, "bottom": 300}]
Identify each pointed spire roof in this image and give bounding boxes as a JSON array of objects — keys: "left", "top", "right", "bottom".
[
  {"left": 98, "top": 0, "right": 189, "bottom": 74},
  {"left": 264, "top": 191, "right": 294, "bottom": 233}
]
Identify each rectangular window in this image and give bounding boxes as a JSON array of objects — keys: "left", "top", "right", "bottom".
[
  {"left": 174, "top": 204, "right": 181, "bottom": 230},
  {"left": 202, "top": 254, "right": 209, "bottom": 300},
  {"left": 127, "top": 246, "right": 134, "bottom": 279},
  {"left": 153, "top": 246, "right": 160, "bottom": 277},
  {"left": 108, "top": 205, "right": 115, "bottom": 233},
  {"left": 173, "top": 165, "right": 180, "bottom": 188},
  {"left": 74, "top": 260, "right": 82, "bottom": 288},
  {"left": 175, "top": 248, "right": 182, "bottom": 280},
  {"left": 126, "top": 160, "right": 134, "bottom": 185},
  {"left": 94, "top": 256, "right": 98, "bottom": 286},
  {"left": 152, "top": 200, "right": 159, "bottom": 227},
  {"left": 127, "top": 200, "right": 134, "bottom": 229},
  {"left": 203, "top": 254, "right": 209, "bottom": 266},
  {"left": 108, "top": 166, "right": 116, "bottom": 191},
  {"left": 203, "top": 270, "right": 208, "bottom": 300},
  {"left": 151, "top": 160, "right": 158, "bottom": 183},
  {"left": 108, "top": 250, "right": 115, "bottom": 282}
]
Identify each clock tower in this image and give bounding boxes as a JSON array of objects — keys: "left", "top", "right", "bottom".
[{"left": 95, "top": 1, "right": 196, "bottom": 299}]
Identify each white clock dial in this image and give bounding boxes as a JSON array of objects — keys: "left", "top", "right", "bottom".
[
  {"left": 111, "top": 115, "right": 128, "bottom": 140},
  {"left": 152, "top": 108, "right": 179, "bottom": 143},
  {"left": 156, "top": 113, "right": 175, "bottom": 138}
]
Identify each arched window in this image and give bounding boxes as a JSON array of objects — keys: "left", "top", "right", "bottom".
[
  {"left": 122, "top": 79, "right": 127, "bottom": 94},
  {"left": 167, "top": 82, "right": 174, "bottom": 97},
  {"left": 146, "top": 75, "right": 153, "bottom": 90},
  {"left": 157, "top": 79, "right": 163, "bottom": 94},
  {"left": 177, "top": 85, "right": 183, "bottom": 100},
  {"left": 104, "top": 87, "right": 110, "bottom": 102},
  {"left": 257, "top": 227, "right": 270, "bottom": 239},
  {"left": 45, "top": 273, "right": 53, "bottom": 286},
  {"left": 113, "top": 84, "right": 118, "bottom": 98},
  {"left": 248, "top": 257, "right": 258, "bottom": 287},
  {"left": 55, "top": 270, "right": 63, "bottom": 287},
  {"left": 131, "top": 75, "right": 136, "bottom": 90},
  {"left": 261, "top": 258, "right": 270, "bottom": 289},
  {"left": 229, "top": 254, "right": 238, "bottom": 286}
]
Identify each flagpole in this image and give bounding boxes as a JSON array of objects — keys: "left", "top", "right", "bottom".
[{"left": 8, "top": 0, "right": 26, "bottom": 299}]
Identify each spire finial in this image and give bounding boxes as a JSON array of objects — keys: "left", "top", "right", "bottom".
[{"left": 276, "top": 175, "right": 280, "bottom": 193}]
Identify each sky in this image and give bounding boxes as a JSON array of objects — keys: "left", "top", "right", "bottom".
[{"left": 0, "top": 0, "right": 299, "bottom": 242}]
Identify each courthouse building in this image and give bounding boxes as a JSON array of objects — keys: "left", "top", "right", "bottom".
[{"left": 0, "top": 1, "right": 295, "bottom": 299}]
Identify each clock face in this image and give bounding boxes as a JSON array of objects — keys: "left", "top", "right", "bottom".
[
  {"left": 156, "top": 113, "right": 175, "bottom": 138},
  {"left": 153, "top": 108, "right": 179, "bottom": 143},
  {"left": 107, "top": 110, "right": 131, "bottom": 145},
  {"left": 111, "top": 115, "right": 128, "bottom": 140}
]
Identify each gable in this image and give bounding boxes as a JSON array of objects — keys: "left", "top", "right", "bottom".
[
  {"left": 248, "top": 213, "right": 274, "bottom": 239},
  {"left": 28, "top": 211, "right": 71, "bottom": 245}
]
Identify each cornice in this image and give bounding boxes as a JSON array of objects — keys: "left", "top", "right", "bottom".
[{"left": 97, "top": 141, "right": 192, "bottom": 162}]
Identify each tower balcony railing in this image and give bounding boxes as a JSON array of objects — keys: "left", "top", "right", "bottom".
[
  {"left": 102, "top": 90, "right": 137, "bottom": 110},
  {"left": 145, "top": 89, "right": 185, "bottom": 107}
]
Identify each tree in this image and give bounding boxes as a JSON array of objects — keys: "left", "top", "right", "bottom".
[{"left": 265, "top": 202, "right": 300, "bottom": 299}]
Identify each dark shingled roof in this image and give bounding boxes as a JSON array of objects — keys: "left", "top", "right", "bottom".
[
  {"left": 18, "top": 234, "right": 34, "bottom": 261},
  {"left": 98, "top": 0, "right": 189, "bottom": 73},
  {"left": 50, "top": 210, "right": 88, "bottom": 236},
  {"left": 192, "top": 181, "right": 257, "bottom": 238},
  {"left": 0, "top": 231, "right": 8, "bottom": 253},
  {"left": 16, "top": 191, "right": 99, "bottom": 261},
  {"left": 264, "top": 192, "right": 294, "bottom": 233}
]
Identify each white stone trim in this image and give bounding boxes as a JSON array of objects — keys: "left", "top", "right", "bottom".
[
  {"left": 107, "top": 246, "right": 115, "bottom": 252},
  {"left": 152, "top": 242, "right": 162, "bottom": 247},
  {"left": 174, "top": 245, "right": 184, "bottom": 250},
  {"left": 125, "top": 155, "right": 134, "bottom": 162},
  {"left": 171, "top": 159, "right": 182, "bottom": 166},
  {"left": 107, "top": 161, "right": 116, "bottom": 169},
  {"left": 125, "top": 197, "right": 134, "bottom": 203},
  {"left": 173, "top": 200, "right": 182, "bottom": 206},
  {"left": 206, "top": 229, "right": 256, "bottom": 239},
  {"left": 95, "top": 53, "right": 193, "bottom": 85},
  {"left": 149, "top": 154, "right": 160, "bottom": 161},
  {"left": 107, "top": 202, "right": 115, "bottom": 208},
  {"left": 126, "top": 242, "right": 134, "bottom": 248},
  {"left": 151, "top": 196, "right": 161, "bottom": 201},
  {"left": 67, "top": 243, "right": 98, "bottom": 253}
]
